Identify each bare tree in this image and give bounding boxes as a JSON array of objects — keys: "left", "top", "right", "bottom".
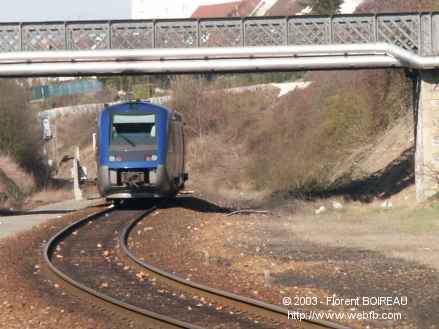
[{"left": 299, "top": 0, "right": 343, "bottom": 14}]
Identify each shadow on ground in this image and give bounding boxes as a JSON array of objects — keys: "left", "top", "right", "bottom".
[
  {"left": 275, "top": 147, "right": 415, "bottom": 203},
  {"left": 330, "top": 146, "right": 414, "bottom": 202},
  {"left": 0, "top": 209, "right": 74, "bottom": 216},
  {"left": 116, "top": 196, "right": 231, "bottom": 213}
]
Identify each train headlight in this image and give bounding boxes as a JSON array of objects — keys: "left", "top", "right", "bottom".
[
  {"left": 145, "top": 154, "right": 157, "bottom": 161},
  {"left": 109, "top": 155, "right": 123, "bottom": 162}
]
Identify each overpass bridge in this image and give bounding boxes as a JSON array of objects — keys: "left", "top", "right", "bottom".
[
  {"left": 0, "top": 13, "right": 437, "bottom": 54},
  {"left": 1, "top": 12, "right": 439, "bottom": 201}
]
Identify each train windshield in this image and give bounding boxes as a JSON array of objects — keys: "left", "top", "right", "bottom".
[{"left": 110, "top": 114, "right": 156, "bottom": 146}]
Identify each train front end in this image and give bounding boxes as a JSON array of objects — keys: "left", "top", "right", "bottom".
[{"left": 97, "top": 102, "right": 173, "bottom": 199}]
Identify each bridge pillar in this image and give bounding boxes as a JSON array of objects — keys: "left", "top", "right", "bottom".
[{"left": 416, "top": 71, "right": 439, "bottom": 202}]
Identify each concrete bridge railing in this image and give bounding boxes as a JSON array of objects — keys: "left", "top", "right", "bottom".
[{"left": 1, "top": 12, "right": 439, "bottom": 55}]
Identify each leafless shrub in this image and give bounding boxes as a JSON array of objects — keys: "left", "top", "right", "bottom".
[
  {"left": 170, "top": 69, "right": 413, "bottom": 199},
  {"left": 0, "top": 79, "right": 48, "bottom": 186},
  {"left": 0, "top": 155, "right": 36, "bottom": 195},
  {"left": 56, "top": 110, "right": 98, "bottom": 153},
  {"left": 246, "top": 69, "right": 412, "bottom": 195},
  {"left": 28, "top": 187, "right": 73, "bottom": 207},
  {"left": 357, "top": 0, "right": 439, "bottom": 12},
  {"left": 170, "top": 76, "right": 277, "bottom": 192}
]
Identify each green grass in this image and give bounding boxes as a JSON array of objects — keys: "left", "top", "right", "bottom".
[{"left": 397, "top": 207, "right": 439, "bottom": 234}]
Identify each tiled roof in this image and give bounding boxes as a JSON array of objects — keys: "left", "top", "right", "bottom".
[
  {"left": 238, "top": 0, "right": 260, "bottom": 16},
  {"left": 191, "top": 2, "right": 241, "bottom": 18},
  {"left": 267, "top": 0, "right": 302, "bottom": 16}
]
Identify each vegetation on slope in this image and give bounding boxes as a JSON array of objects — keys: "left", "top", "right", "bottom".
[
  {"left": 0, "top": 80, "right": 47, "bottom": 208},
  {"left": 357, "top": 0, "right": 439, "bottom": 12},
  {"left": 246, "top": 70, "right": 412, "bottom": 196}
]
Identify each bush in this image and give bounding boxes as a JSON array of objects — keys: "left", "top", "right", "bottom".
[
  {"left": 170, "top": 67, "right": 413, "bottom": 199},
  {"left": 0, "top": 156, "right": 36, "bottom": 195},
  {"left": 245, "top": 69, "right": 412, "bottom": 195},
  {"left": 357, "top": 0, "right": 439, "bottom": 12},
  {"left": 169, "top": 76, "right": 277, "bottom": 139},
  {"left": 169, "top": 76, "right": 278, "bottom": 192},
  {"left": 0, "top": 155, "right": 37, "bottom": 207},
  {"left": 0, "top": 80, "right": 47, "bottom": 185},
  {"left": 319, "top": 88, "right": 373, "bottom": 152}
]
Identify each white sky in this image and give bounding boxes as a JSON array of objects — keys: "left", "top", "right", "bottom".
[
  {"left": 0, "top": 0, "right": 361, "bottom": 22},
  {"left": 0, "top": 0, "right": 239, "bottom": 21},
  {"left": 340, "top": 0, "right": 363, "bottom": 14}
]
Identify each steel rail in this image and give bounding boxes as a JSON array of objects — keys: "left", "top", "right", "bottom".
[
  {"left": 121, "top": 212, "right": 352, "bottom": 329},
  {"left": 43, "top": 206, "right": 204, "bottom": 329}
]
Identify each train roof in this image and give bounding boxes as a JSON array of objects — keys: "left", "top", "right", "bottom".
[{"left": 103, "top": 100, "right": 179, "bottom": 117}]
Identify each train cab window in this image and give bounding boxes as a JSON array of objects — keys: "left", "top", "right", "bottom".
[{"left": 111, "top": 114, "right": 156, "bottom": 146}]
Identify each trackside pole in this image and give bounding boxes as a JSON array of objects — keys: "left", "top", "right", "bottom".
[
  {"left": 92, "top": 133, "right": 97, "bottom": 154},
  {"left": 73, "top": 146, "right": 83, "bottom": 201}
]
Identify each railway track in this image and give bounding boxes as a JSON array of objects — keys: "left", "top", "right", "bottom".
[{"left": 44, "top": 203, "right": 351, "bottom": 329}]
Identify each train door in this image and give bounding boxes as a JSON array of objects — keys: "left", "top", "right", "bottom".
[
  {"left": 167, "top": 122, "right": 177, "bottom": 181},
  {"left": 173, "top": 114, "right": 184, "bottom": 186},
  {"left": 176, "top": 123, "right": 184, "bottom": 178}
]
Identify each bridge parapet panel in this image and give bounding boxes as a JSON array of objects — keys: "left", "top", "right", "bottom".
[
  {"left": 0, "top": 13, "right": 437, "bottom": 55},
  {"left": 199, "top": 19, "right": 242, "bottom": 47},
  {"left": 111, "top": 21, "right": 154, "bottom": 49}
]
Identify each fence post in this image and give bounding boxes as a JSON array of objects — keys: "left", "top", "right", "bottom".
[
  {"left": 92, "top": 133, "right": 97, "bottom": 154},
  {"left": 73, "top": 146, "right": 83, "bottom": 201}
]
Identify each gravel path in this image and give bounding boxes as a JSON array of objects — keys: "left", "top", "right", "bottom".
[{"left": 0, "top": 198, "right": 104, "bottom": 240}]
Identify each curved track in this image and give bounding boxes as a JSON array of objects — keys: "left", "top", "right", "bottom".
[{"left": 44, "top": 204, "right": 351, "bottom": 329}]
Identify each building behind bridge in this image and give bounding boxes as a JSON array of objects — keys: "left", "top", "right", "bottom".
[{"left": 131, "top": 0, "right": 363, "bottom": 20}]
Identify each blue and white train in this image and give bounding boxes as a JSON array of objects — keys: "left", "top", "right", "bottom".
[{"left": 96, "top": 101, "right": 187, "bottom": 200}]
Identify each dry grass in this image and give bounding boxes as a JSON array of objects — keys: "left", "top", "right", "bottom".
[
  {"left": 169, "top": 76, "right": 279, "bottom": 202},
  {"left": 27, "top": 187, "right": 73, "bottom": 207},
  {"left": 357, "top": 0, "right": 439, "bottom": 12},
  {"left": 172, "top": 70, "right": 414, "bottom": 203},
  {"left": 246, "top": 69, "right": 413, "bottom": 196},
  {"left": 0, "top": 80, "right": 48, "bottom": 183},
  {"left": 54, "top": 110, "right": 99, "bottom": 181},
  {"left": 0, "top": 155, "right": 37, "bottom": 208},
  {"left": 56, "top": 110, "right": 98, "bottom": 152},
  {"left": 0, "top": 155, "right": 36, "bottom": 195}
]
